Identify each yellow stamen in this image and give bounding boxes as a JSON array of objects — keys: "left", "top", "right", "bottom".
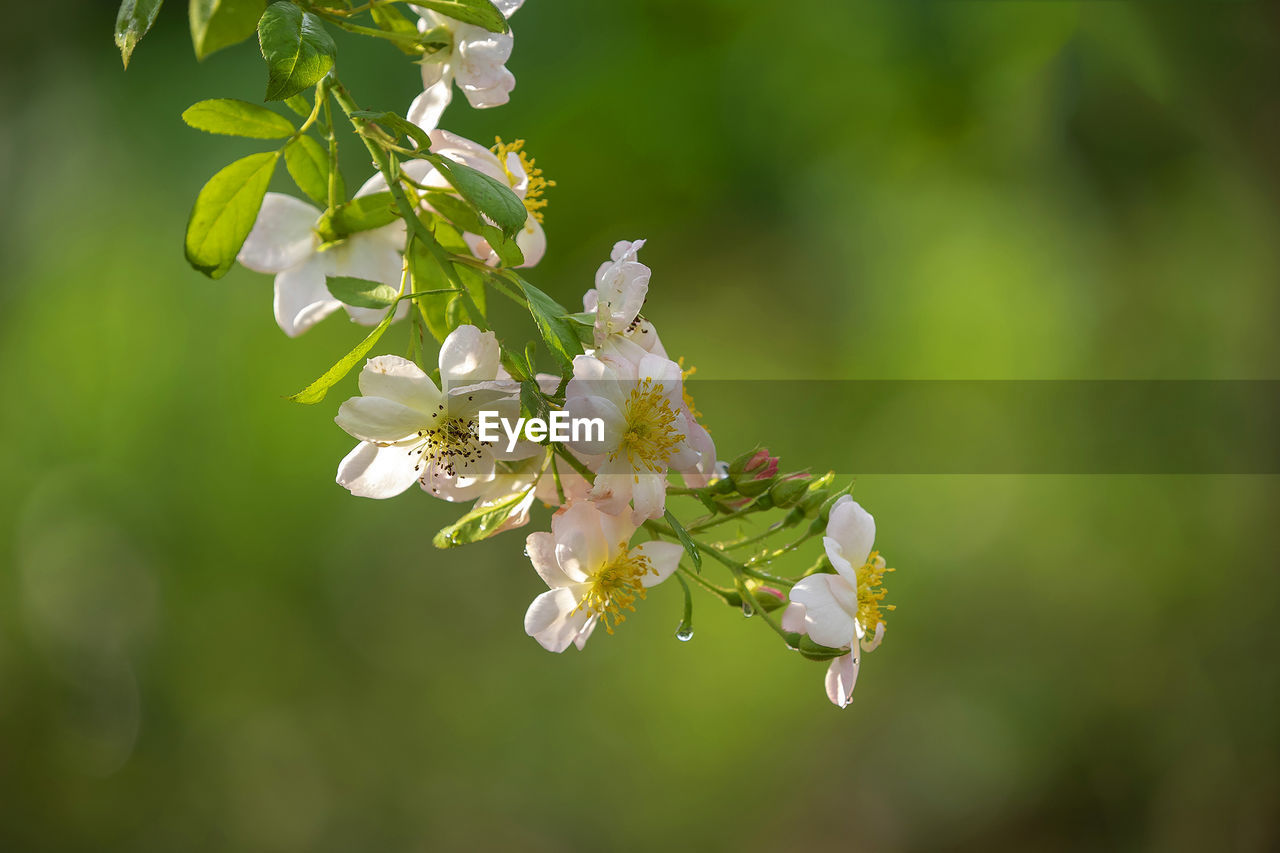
[
  {"left": 856, "top": 551, "right": 895, "bottom": 634},
  {"left": 676, "top": 357, "right": 704, "bottom": 427},
  {"left": 491, "top": 137, "right": 555, "bottom": 223},
  {"left": 610, "top": 377, "right": 685, "bottom": 476},
  {"left": 573, "top": 543, "right": 655, "bottom": 634}
]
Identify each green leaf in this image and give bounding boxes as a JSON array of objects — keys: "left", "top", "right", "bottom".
[
  {"left": 424, "top": 191, "right": 485, "bottom": 235},
  {"left": 429, "top": 155, "right": 527, "bottom": 238},
  {"left": 517, "top": 279, "right": 583, "bottom": 370},
  {"left": 479, "top": 223, "right": 524, "bottom": 267},
  {"left": 184, "top": 151, "right": 279, "bottom": 279},
  {"left": 330, "top": 192, "right": 398, "bottom": 235},
  {"left": 283, "top": 94, "right": 312, "bottom": 117},
  {"left": 797, "top": 635, "right": 847, "bottom": 661},
  {"left": 414, "top": 0, "right": 506, "bottom": 33},
  {"left": 286, "top": 305, "right": 400, "bottom": 404},
  {"left": 565, "top": 311, "right": 595, "bottom": 346},
  {"left": 369, "top": 3, "right": 422, "bottom": 55},
  {"left": 409, "top": 240, "right": 458, "bottom": 343},
  {"left": 284, "top": 134, "right": 333, "bottom": 204},
  {"left": 182, "top": 98, "right": 295, "bottom": 138},
  {"left": 433, "top": 485, "right": 536, "bottom": 548},
  {"left": 258, "top": 2, "right": 336, "bottom": 101},
  {"left": 116, "top": 0, "right": 164, "bottom": 68},
  {"left": 189, "top": 0, "right": 265, "bottom": 61},
  {"left": 326, "top": 276, "right": 399, "bottom": 309},
  {"left": 674, "top": 572, "right": 694, "bottom": 641},
  {"left": 664, "top": 509, "right": 702, "bottom": 572}
]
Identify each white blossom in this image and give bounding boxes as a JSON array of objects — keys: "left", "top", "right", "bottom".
[
  {"left": 562, "top": 349, "right": 699, "bottom": 522},
  {"left": 784, "top": 497, "right": 893, "bottom": 708},
  {"left": 334, "top": 325, "right": 537, "bottom": 500},
  {"left": 524, "top": 501, "right": 683, "bottom": 651},
  {"left": 408, "top": 0, "right": 526, "bottom": 131},
  {"left": 238, "top": 192, "right": 409, "bottom": 337}
]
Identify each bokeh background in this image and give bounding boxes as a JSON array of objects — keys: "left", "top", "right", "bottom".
[{"left": 2, "top": 1, "right": 1279, "bottom": 850}]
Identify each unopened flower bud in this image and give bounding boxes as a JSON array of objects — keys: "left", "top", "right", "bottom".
[
  {"left": 769, "top": 472, "right": 810, "bottom": 507},
  {"left": 729, "top": 448, "right": 779, "bottom": 496},
  {"left": 746, "top": 581, "right": 787, "bottom": 612}
]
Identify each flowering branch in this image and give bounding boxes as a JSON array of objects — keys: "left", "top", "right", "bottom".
[{"left": 114, "top": 0, "right": 901, "bottom": 709}]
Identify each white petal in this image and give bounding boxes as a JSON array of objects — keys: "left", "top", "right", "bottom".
[
  {"left": 827, "top": 496, "right": 875, "bottom": 568},
  {"left": 439, "top": 325, "right": 500, "bottom": 393},
  {"left": 780, "top": 602, "right": 807, "bottom": 634},
  {"left": 407, "top": 77, "right": 453, "bottom": 132},
  {"left": 335, "top": 397, "right": 428, "bottom": 442},
  {"left": 551, "top": 502, "right": 608, "bottom": 581},
  {"left": 273, "top": 256, "right": 341, "bottom": 337},
  {"left": 563, "top": 395, "right": 625, "bottom": 457},
  {"left": 525, "top": 531, "right": 571, "bottom": 588},
  {"left": 336, "top": 441, "right": 420, "bottom": 499},
  {"left": 789, "top": 575, "right": 859, "bottom": 649},
  {"left": 427, "top": 130, "right": 507, "bottom": 182},
  {"left": 525, "top": 586, "right": 592, "bottom": 653},
  {"left": 327, "top": 228, "right": 406, "bottom": 288},
  {"left": 825, "top": 652, "right": 860, "bottom": 708},
  {"left": 860, "top": 621, "right": 886, "bottom": 653},
  {"left": 357, "top": 355, "right": 443, "bottom": 415},
  {"left": 515, "top": 217, "right": 546, "bottom": 268},
  {"left": 239, "top": 193, "right": 320, "bottom": 273},
  {"left": 633, "top": 541, "right": 683, "bottom": 587},
  {"left": 629, "top": 473, "right": 668, "bottom": 522}
]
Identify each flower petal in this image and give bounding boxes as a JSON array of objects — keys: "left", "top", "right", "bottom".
[
  {"left": 825, "top": 652, "right": 860, "bottom": 708},
  {"left": 335, "top": 396, "right": 428, "bottom": 442},
  {"left": 273, "top": 256, "right": 342, "bottom": 337},
  {"left": 357, "top": 355, "right": 443, "bottom": 415},
  {"left": 827, "top": 496, "right": 875, "bottom": 568},
  {"left": 239, "top": 193, "right": 319, "bottom": 274},
  {"left": 633, "top": 540, "right": 683, "bottom": 587},
  {"left": 407, "top": 76, "right": 453, "bottom": 132},
  {"left": 525, "top": 585, "right": 592, "bottom": 653},
  {"left": 789, "top": 575, "right": 859, "bottom": 649},
  {"left": 551, "top": 502, "right": 608, "bottom": 581},
  {"left": 335, "top": 441, "right": 419, "bottom": 499},
  {"left": 439, "top": 324, "right": 500, "bottom": 393},
  {"left": 525, "top": 530, "right": 570, "bottom": 588}
]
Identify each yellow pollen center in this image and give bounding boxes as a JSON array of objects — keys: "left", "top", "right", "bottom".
[
  {"left": 611, "top": 377, "right": 685, "bottom": 476},
  {"left": 491, "top": 137, "right": 554, "bottom": 223},
  {"left": 855, "top": 550, "right": 896, "bottom": 633},
  {"left": 573, "top": 543, "right": 655, "bottom": 634}
]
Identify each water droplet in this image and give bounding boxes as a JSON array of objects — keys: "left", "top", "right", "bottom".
[
  {"left": 741, "top": 601, "right": 754, "bottom": 618},
  {"left": 675, "top": 625, "right": 694, "bottom": 642}
]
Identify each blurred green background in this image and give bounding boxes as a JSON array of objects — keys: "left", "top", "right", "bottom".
[{"left": 2, "top": 1, "right": 1278, "bottom": 850}]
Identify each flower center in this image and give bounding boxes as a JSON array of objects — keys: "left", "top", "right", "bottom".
[
  {"left": 612, "top": 377, "right": 685, "bottom": 474},
  {"left": 491, "top": 137, "right": 554, "bottom": 222},
  {"left": 574, "top": 544, "right": 655, "bottom": 634},
  {"left": 855, "top": 550, "right": 895, "bottom": 633},
  {"left": 411, "top": 416, "right": 483, "bottom": 481}
]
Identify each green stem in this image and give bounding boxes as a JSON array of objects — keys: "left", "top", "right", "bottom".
[
  {"left": 329, "top": 79, "right": 488, "bottom": 328},
  {"left": 677, "top": 566, "right": 738, "bottom": 605}
]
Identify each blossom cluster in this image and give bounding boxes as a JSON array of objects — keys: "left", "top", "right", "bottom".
[{"left": 126, "top": 0, "right": 901, "bottom": 708}]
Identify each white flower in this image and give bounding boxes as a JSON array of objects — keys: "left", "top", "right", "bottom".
[
  {"left": 393, "top": 130, "right": 548, "bottom": 268},
  {"left": 583, "top": 239, "right": 666, "bottom": 358},
  {"left": 238, "top": 178, "right": 410, "bottom": 336},
  {"left": 783, "top": 496, "right": 893, "bottom": 708},
  {"left": 524, "top": 501, "right": 684, "bottom": 652},
  {"left": 563, "top": 350, "right": 699, "bottom": 522},
  {"left": 408, "top": 0, "right": 525, "bottom": 131},
  {"left": 334, "top": 325, "right": 538, "bottom": 500}
]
